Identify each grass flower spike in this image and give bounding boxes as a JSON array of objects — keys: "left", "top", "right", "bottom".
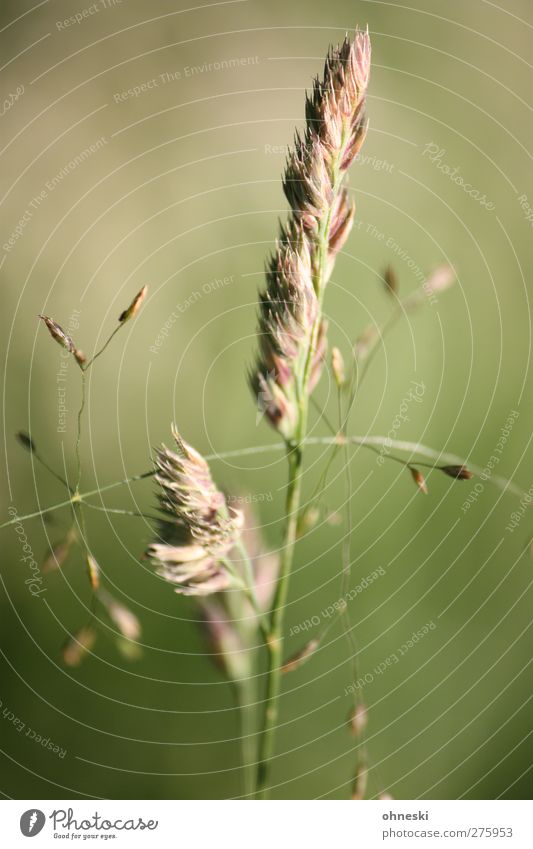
[
  {"left": 251, "top": 28, "right": 371, "bottom": 797},
  {"left": 146, "top": 425, "right": 244, "bottom": 596},
  {"left": 251, "top": 29, "right": 370, "bottom": 439}
]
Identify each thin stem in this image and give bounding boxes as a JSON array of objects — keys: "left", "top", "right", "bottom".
[
  {"left": 82, "top": 469, "right": 155, "bottom": 499},
  {"left": 75, "top": 368, "right": 86, "bottom": 491},
  {"left": 72, "top": 499, "right": 89, "bottom": 555},
  {"left": 304, "top": 392, "right": 350, "bottom": 516},
  {"left": 74, "top": 323, "right": 124, "bottom": 490},
  {"left": 1, "top": 499, "right": 74, "bottom": 528},
  {"left": 2, "top": 433, "right": 525, "bottom": 532},
  {"left": 349, "top": 308, "right": 401, "bottom": 417},
  {"left": 84, "top": 324, "right": 123, "bottom": 370},
  {"left": 346, "top": 281, "right": 445, "bottom": 430},
  {"left": 256, "top": 445, "right": 303, "bottom": 798},
  {"left": 235, "top": 538, "right": 258, "bottom": 600},
  {"left": 220, "top": 556, "right": 269, "bottom": 641},
  {"left": 242, "top": 587, "right": 270, "bottom": 641},
  {"left": 338, "top": 391, "right": 368, "bottom": 795},
  {"left": 33, "top": 451, "right": 73, "bottom": 493},
  {"left": 235, "top": 539, "right": 270, "bottom": 639},
  {"left": 305, "top": 400, "right": 344, "bottom": 515},
  {"left": 82, "top": 502, "right": 163, "bottom": 522},
  {"left": 338, "top": 395, "right": 358, "bottom": 676},
  {"left": 310, "top": 393, "right": 337, "bottom": 434}
]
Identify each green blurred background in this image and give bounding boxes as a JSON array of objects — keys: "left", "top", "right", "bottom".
[{"left": 1, "top": 0, "right": 532, "bottom": 800}]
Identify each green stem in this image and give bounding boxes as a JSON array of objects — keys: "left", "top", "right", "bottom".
[{"left": 255, "top": 445, "right": 303, "bottom": 799}]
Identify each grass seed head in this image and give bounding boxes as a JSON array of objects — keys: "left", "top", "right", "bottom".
[
  {"left": 16, "top": 430, "right": 36, "bottom": 454},
  {"left": 410, "top": 467, "right": 428, "bottom": 494},
  {"left": 62, "top": 626, "right": 96, "bottom": 667},
  {"left": 119, "top": 285, "right": 148, "bottom": 323},
  {"left": 145, "top": 426, "right": 244, "bottom": 596},
  {"left": 39, "top": 315, "right": 76, "bottom": 353},
  {"left": 351, "top": 763, "right": 368, "bottom": 800},
  {"left": 252, "top": 30, "right": 370, "bottom": 440},
  {"left": 440, "top": 464, "right": 473, "bottom": 480},
  {"left": 99, "top": 589, "right": 141, "bottom": 641},
  {"left": 383, "top": 265, "right": 399, "bottom": 297},
  {"left": 331, "top": 346, "right": 346, "bottom": 387},
  {"left": 347, "top": 701, "right": 368, "bottom": 737},
  {"left": 86, "top": 553, "right": 101, "bottom": 591}
]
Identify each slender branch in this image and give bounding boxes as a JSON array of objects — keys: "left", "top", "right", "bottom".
[
  {"left": 338, "top": 389, "right": 368, "bottom": 794},
  {"left": 349, "top": 308, "right": 401, "bottom": 418},
  {"left": 219, "top": 556, "right": 269, "bottom": 642},
  {"left": 73, "top": 324, "right": 124, "bottom": 491},
  {"left": 234, "top": 539, "right": 271, "bottom": 639},
  {"left": 74, "top": 368, "right": 87, "bottom": 491},
  {"left": 346, "top": 279, "right": 439, "bottom": 428},
  {"left": 83, "top": 469, "right": 156, "bottom": 499},
  {"left": 2, "top": 434, "right": 527, "bottom": 531},
  {"left": 72, "top": 499, "right": 89, "bottom": 554},
  {"left": 338, "top": 397, "right": 360, "bottom": 692},
  {"left": 241, "top": 587, "right": 271, "bottom": 642},
  {"left": 83, "top": 324, "right": 123, "bottom": 371},
  {"left": 311, "top": 393, "right": 338, "bottom": 435},
  {"left": 82, "top": 502, "right": 163, "bottom": 522},
  {"left": 32, "top": 451, "right": 73, "bottom": 493},
  {"left": 1, "top": 498, "right": 74, "bottom": 528}
]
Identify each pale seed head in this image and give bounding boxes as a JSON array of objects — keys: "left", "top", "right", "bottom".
[
  {"left": 86, "top": 552, "right": 100, "bottom": 591},
  {"left": 282, "top": 638, "right": 321, "bottom": 674},
  {"left": 347, "top": 701, "right": 368, "bottom": 737},
  {"left": 42, "top": 528, "right": 77, "bottom": 573},
  {"left": 99, "top": 589, "right": 141, "bottom": 641},
  {"left": 145, "top": 426, "right": 243, "bottom": 596},
  {"left": 425, "top": 264, "right": 455, "bottom": 296},
  {"left": 331, "top": 346, "right": 346, "bottom": 388},
  {"left": 410, "top": 467, "right": 428, "bottom": 494},
  {"left": 351, "top": 763, "right": 368, "bottom": 800},
  {"left": 62, "top": 625, "right": 96, "bottom": 667},
  {"left": 119, "top": 285, "right": 148, "bottom": 323},
  {"left": 39, "top": 315, "right": 76, "bottom": 353}
]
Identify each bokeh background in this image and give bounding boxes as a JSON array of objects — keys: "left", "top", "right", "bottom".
[{"left": 1, "top": 0, "right": 532, "bottom": 800}]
